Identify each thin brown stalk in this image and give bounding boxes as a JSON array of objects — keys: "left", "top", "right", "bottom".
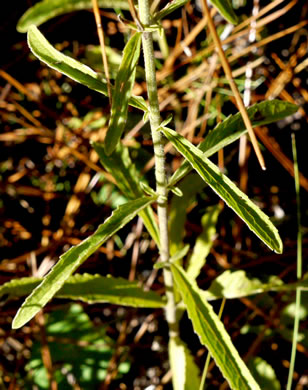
[
  {"left": 91, "top": 0, "right": 112, "bottom": 103},
  {"left": 201, "top": 0, "right": 266, "bottom": 170},
  {"left": 128, "top": 0, "right": 143, "bottom": 30}
]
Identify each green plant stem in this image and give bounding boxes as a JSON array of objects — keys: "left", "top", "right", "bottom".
[
  {"left": 287, "top": 133, "right": 302, "bottom": 390},
  {"left": 138, "top": 0, "right": 178, "bottom": 337}
]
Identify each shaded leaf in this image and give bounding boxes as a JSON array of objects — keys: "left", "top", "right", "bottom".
[
  {"left": 171, "top": 263, "right": 261, "bottom": 390},
  {"left": 92, "top": 141, "right": 160, "bottom": 246},
  {"left": 169, "top": 100, "right": 298, "bottom": 187},
  {"left": 12, "top": 195, "right": 157, "bottom": 329},
  {"left": 155, "top": 0, "right": 190, "bottom": 21},
  {"left": 26, "top": 304, "right": 129, "bottom": 388},
  {"left": 248, "top": 357, "right": 281, "bottom": 390},
  {"left": 27, "top": 26, "right": 147, "bottom": 111},
  {"left": 169, "top": 336, "right": 200, "bottom": 390},
  {"left": 105, "top": 33, "right": 142, "bottom": 155},
  {"left": 17, "top": 0, "right": 129, "bottom": 33},
  {"left": 1, "top": 274, "right": 164, "bottom": 308},
  {"left": 169, "top": 173, "right": 206, "bottom": 255},
  {"left": 162, "top": 127, "right": 283, "bottom": 253},
  {"left": 209, "top": 0, "right": 238, "bottom": 24},
  {"left": 186, "top": 204, "right": 221, "bottom": 281}
]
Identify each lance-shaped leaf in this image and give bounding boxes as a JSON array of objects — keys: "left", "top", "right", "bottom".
[
  {"left": 171, "top": 263, "right": 261, "bottom": 390},
  {"left": 202, "top": 270, "right": 284, "bottom": 301},
  {"left": 17, "top": 0, "right": 130, "bottom": 33},
  {"left": 209, "top": 0, "right": 238, "bottom": 24},
  {"left": 169, "top": 100, "right": 298, "bottom": 187},
  {"left": 162, "top": 127, "right": 283, "bottom": 253},
  {"left": 169, "top": 336, "right": 200, "bottom": 390},
  {"left": 92, "top": 141, "right": 160, "bottom": 246},
  {"left": 27, "top": 26, "right": 147, "bottom": 112},
  {"left": 12, "top": 195, "right": 156, "bottom": 329},
  {"left": 1, "top": 274, "right": 164, "bottom": 308},
  {"left": 155, "top": 0, "right": 190, "bottom": 20},
  {"left": 4, "top": 271, "right": 307, "bottom": 305},
  {"left": 104, "top": 33, "right": 142, "bottom": 155},
  {"left": 186, "top": 204, "right": 221, "bottom": 281},
  {"left": 58, "top": 274, "right": 164, "bottom": 307},
  {"left": 169, "top": 173, "right": 206, "bottom": 255}
]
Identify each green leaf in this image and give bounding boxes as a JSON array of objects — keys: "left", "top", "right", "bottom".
[
  {"left": 209, "top": 0, "right": 238, "bottom": 24},
  {"left": 171, "top": 263, "right": 261, "bottom": 390},
  {"left": 186, "top": 204, "right": 221, "bottom": 281},
  {"left": 12, "top": 195, "right": 157, "bottom": 329},
  {"left": 169, "top": 336, "right": 200, "bottom": 390},
  {"left": 26, "top": 304, "right": 129, "bottom": 388},
  {"left": 105, "top": 33, "right": 142, "bottom": 155},
  {"left": 5, "top": 271, "right": 306, "bottom": 304},
  {"left": 17, "top": 0, "right": 130, "bottom": 33},
  {"left": 169, "top": 173, "right": 206, "bottom": 255},
  {"left": 1, "top": 274, "right": 164, "bottom": 308},
  {"left": 248, "top": 357, "right": 281, "bottom": 390},
  {"left": 170, "top": 244, "right": 190, "bottom": 263},
  {"left": 0, "top": 277, "right": 41, "bottom": 301},
  {"left": 155, "top": 0, "right": 190, "bottom": 20},
  {"left": 169, "top": 100, "right": 298, "bottom": 187},
  {"left": 202, "top": 270, "right": 284, "bottom": 301},
  {"left": 92, "top": 141, "right": 160, "bottom": 247},
  {"left": 27, "top": 26, "right": 147, "bottom": 111},
  {"left": 162, "top": 127, "right": 283, "bottom": 254},
  {"left": 59, "top": 274, "right": 165, "bottom": 307}
]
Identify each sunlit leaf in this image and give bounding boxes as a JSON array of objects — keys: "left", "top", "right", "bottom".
[
  {"left": 169, "top": 100, "right": 298, "bottom": 187},
  {"left": 209, "top": 0, "right": 238, "bottom": 24},
  {"left": 27, "top": 26, "right": 147, "bottom": 111},
  {"left": 1, "top": 274, "right": 164, "bottom": 308},
  {"left": 162, "top": 127, "right": 283, "bottom": 253},
  {"left": 4, "top": 271, "right": 307, "bottom": 304},
  {"left": 105, "top": 33, "right": 142, "bottom": 155},
  {"left": 12, "top": 195, "right": 157, "bottom": 329},
  {"left": 60, "top": 274, "right": 164, "bottom": 307},
  {"left": 171, "top": 263, "right": 261, "bottom": 390},
  {"left": 0, "top": 277, "right": 40, "bottom": 301},
  {"left": 202, "top": 270, "right": 284, "bottom": 301},
  {"left": 92, "top": 141, "right": 160, "bottom": 247},
  {"left": 169, "top": 336, "right": 200, "bottom": 390},
  {"left": 155, "top": 0, "right": 190, "bottom": 20},
  {"left": 17, "top": 0, "right": 129, "bottom": 33},
  {"left": 186, "top": 204, "right": 221, "bottom": 281}
]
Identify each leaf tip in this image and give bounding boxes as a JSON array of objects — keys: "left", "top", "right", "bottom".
[
  {"left": 12, "top": 312, "right": 26, "bottom": 330},
  {"left": 275, "top": 240, "right": 283, "bottom": 254}
]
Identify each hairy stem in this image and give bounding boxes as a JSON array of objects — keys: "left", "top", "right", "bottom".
[{"left": 138, "top": 0, "right": 178, "bottom": 337}]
